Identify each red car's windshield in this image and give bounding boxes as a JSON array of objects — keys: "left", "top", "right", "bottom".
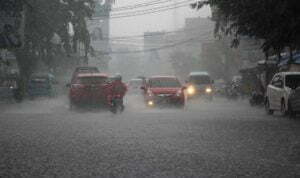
[
  {"left": 149, "top": 78, "right": 181, "bottom": 88},
  {"left": 76, "top": 77, "right": 107, "bottom": 84}
]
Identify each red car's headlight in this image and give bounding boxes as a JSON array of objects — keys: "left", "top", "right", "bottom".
[{"left": 176, "top": 89, "right": 183, "bottom": 96}]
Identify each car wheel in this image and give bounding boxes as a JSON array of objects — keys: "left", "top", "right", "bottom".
[
  {"left": 288, "top": 102, "right": 296, "bottom": 119},
  {"left": 265, "top": 99, "right": 274, "bottom": 115},
  {"left": 281, "top": 100, "right": 287, "bottom": 116}
]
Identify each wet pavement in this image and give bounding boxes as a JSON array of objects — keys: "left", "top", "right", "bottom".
[{"left": 0, "top": 95, "right": 299, "bottom": 177}]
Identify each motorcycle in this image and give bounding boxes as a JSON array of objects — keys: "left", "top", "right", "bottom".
[{"left": 110, "top": 94, "right": 124, "bottom": 114}]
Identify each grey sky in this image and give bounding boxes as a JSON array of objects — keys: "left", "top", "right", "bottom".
[{"left": 110, "top": 0, "right": 211, "bottom": 37}]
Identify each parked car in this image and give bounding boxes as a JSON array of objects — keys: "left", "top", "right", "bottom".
[
  {"left": 185, "top": 71, "right": 214, "bottom": 100},
  {"left": 265, "top": 72, "right": 300, "bottom": 116},
  {"left": 128, "top": 78, "right": 143, "bottom": 94},
  {"left": 27, "top": 73, "right": 57, "bottom": 99},
  {"left": 288, "top": 87, "right": 300, "bottom": 117},
  {"left": 0, "top": 76, "right": 18, "bottom": 102},
  {"left": 71, "top": 66, "right": 99, "bottom": 83},
  {"left": 141, "top": 76, "right": 185, "bottom": 108},
  {"left": 68, "top": 73, "right": 109, "bottom": 109}
]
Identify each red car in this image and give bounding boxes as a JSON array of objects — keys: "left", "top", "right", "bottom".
[
  {"left": 141, "top": 76, "right": 186, "bottom": 108},
  {"left": 68, "top": 73, "right": 110, "bottom": 109}
]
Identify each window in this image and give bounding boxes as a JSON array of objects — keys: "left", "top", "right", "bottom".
[
  {"left": 189, "top": 75, "right": 211, "bottom": 84},
  {"left": 149, "top": 78, "right": 181, "bottom": 88},
  {"left": 271, "top": 75, "right": 279, "bottom": 85},
  {"left": 77, "top": 77, "right": 107, "bottom": 84},
  {"left": 285, "top": 75, "right": 300, "bottom": 89},
  {"left": 271, "top": 75, "right": 283, "bottom": 88}
]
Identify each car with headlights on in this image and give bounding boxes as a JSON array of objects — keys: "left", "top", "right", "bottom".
[
  {"left": 185, "top": 72, "right": 214, "bottom": 100},
  {"left": 141, "top": 76, "right": 185, "bottom": 108},
  {"left": 68, "top": 73, "right": 109, "bottom": 109}
]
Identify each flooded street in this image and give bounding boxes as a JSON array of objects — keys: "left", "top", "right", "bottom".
[{"left": 1, "top": 96, "right": 299, "bottom": 177}]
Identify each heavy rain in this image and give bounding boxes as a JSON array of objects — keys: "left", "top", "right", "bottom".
[{"left": 0, "top": 0, "right": 300, "bottom": 177}]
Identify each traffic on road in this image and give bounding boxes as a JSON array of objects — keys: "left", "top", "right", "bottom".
[{"left": 1, "top": 0, "right": 300, "bottom": 177}]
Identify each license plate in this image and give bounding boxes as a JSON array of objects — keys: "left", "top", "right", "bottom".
[{"left": 158, "top": 94, "right": 172, "bottom": 97}]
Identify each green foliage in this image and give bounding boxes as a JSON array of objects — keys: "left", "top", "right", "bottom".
[
  {"left": 0, "top": 0, "right": 23, "bottom": 15},
  {"left": 193, "top": 0, "right": 300, "bottom": 54},
  {"left": 11, "top": 0, "right": 96, "bottom": 78}
]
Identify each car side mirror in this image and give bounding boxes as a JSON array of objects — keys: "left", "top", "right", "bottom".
[
  {"left": 182, "top": 86, "right": 187, "bottom": 90},
  {"left": 66, "top": 83, "right": 71, "bottom": 88},
  {"left": 140, "top": 86, "right": 146, "bottom": 90}
]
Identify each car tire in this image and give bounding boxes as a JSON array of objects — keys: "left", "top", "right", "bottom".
[
  {"left": 281, "top": 100, "right": 287, "bottom": 116},
  {"left": 265, "top": 99, "right": 274, "bottom": 115},
  {"left": 288, "top": 102, "right": 296, "bottom": 119}
]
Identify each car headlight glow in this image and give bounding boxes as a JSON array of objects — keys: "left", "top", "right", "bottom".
[
  {"left": 205, "top": 87, "right": 212, "bottom": 93},
  {"left": 148, "top": 100, "right": 154, "bottom": 106},
  {"left": 187, "top": 86, "right": 196, "bottom": 95}
]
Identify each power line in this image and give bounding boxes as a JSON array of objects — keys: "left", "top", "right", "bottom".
[
  {"left": 96, "top": 33, "right": 213, "bottom": 55},
  {"left": 101, "top": 27, "right": 206, "bottom": 40},
  {"left": 108, "top": 31, "right": 213, "bottom": 47},
  {"left": 111, "top": 0, "right": 173, "bottom": 11},
  {"left": 110, "top": 1, "right": 193, "bottom": 18},
  {"left": 93, "top": 0, "right": 196, "bottom": 19}
]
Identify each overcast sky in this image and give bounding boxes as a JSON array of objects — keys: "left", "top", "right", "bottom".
[{"left": 109, "top": 0, "right": 211, "bottom": 37}]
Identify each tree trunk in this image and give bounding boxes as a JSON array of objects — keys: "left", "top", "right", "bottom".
[{"left": 264, "top": 51, "right": 271, "bottom": 90}]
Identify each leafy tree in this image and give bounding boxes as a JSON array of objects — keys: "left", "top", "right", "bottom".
[
  {"left": 192, "top": 0, "right": 300, "bottom": 61},
  {"left": 9, "top": 0, "right": 96, "bottom": 79},
  {"left": 0, "top": 0, "right": 98, "bottom": 99}
]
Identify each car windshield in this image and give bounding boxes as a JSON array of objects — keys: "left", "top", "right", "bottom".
[
  {"left": 77, "top": 76, "right": 107, "bottom": 84},
  {"left": 149, "top": 78, "right": 181, "bottom": 88},
  {"left": 285, "top": 75, "right": 300, "bottom": 88},
  {"left": 76, "top": 68, "right": 99, "bottom": 73},
  {"left": 129, "top": 79, "right": 143, "bottom": 87},
  {"left": 189, "top": 75, "right": 211, "bottom": 84}
]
